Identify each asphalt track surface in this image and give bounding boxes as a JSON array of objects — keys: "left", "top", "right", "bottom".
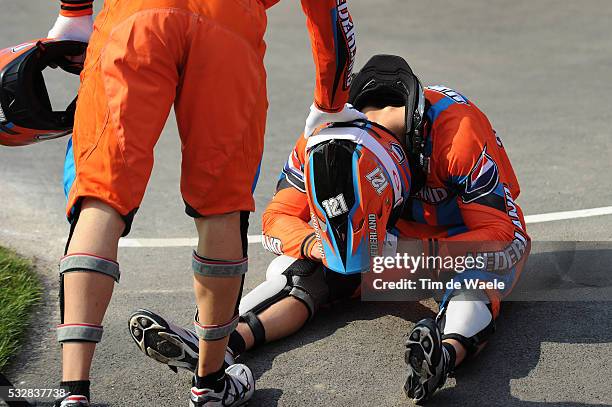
[{"left": 1, "top": 1, "right": 611, "bottom": 406}]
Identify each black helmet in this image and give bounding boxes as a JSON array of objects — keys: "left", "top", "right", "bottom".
[
  {"left": 349, "top": 55, "right": 427, "bottom": 190},
  {"left": 0, "top": 39, "right": 86, "bottom": 146}
]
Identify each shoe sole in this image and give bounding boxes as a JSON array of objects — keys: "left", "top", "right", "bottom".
[
  {"left": 129, "top": 309, "right": 199, "bottom": 372},
  {"left": 403, "top": 319, "right": 440, "bottom": 404}
]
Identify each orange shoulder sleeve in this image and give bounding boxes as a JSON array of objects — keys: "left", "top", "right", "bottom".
[
  {"left": 300, "top": 0, "right": 356, "bottom": 112},
  {"left": 261, "top": 136, "right": 318, "bottom": 259},
  {"left": 427, "top": 111, "right": 529, "bottom": 271}
]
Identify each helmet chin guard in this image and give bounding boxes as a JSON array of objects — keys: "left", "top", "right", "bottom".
[{"left": 0, "top": 39, "right": 86, "bottom": 146}]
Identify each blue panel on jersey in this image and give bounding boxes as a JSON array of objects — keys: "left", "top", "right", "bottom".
[
  {"left": 251, "top": 161, "right": 262, "bottom": 193},
  {"left": 63, "top": 137, "right": 76, "bottom": 201},
  {"left": 447, "top": 175, "right": 467, "bottom": 189},
  {"left": 411, "top": 200, "right": 426, "bottom": 224},
  {"left": 436, "top": 198, "right": 464, "bottom": 226},
  {"left": 427, "top": 97, "right": 455, "bottom": 124},
  {"left": 330, "top": 9, "right": 339, "bottom": 70},
  {"left": 446, "top": 225, "right": 469, "bottom": 237},
  {"left": 492, "top": 182, "right": 505, "bottom": 197}
]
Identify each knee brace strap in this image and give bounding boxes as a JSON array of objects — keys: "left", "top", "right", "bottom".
[
  {"left": 192, "top": 252, "right": 248, "bottom": 277},
  {"left": 60, "top": 254, "right": 120, "bottom": 282},
  {"left": 57, "top": 323, "right": 103, "bottom": 343},
  {"left": 442, "top": 322, "right": 495, "bottom": 357},
  {"left": 441, "top": 296, "right": 495, "bottom": 357},
  {"left": 194, "top": 313, "right": 239, "bottom": 341},
  {"left": 240, "top": 311, "right": 266, "bottom": 348},
  {"left": 289, "top": 287, "right": 316, "bottom": 318}
]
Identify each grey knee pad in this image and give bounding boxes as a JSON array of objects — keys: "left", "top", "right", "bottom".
[
  {"left": 194, "top": 311, "right": 240, "bottom": 341},
  {"left": 191, "top": 211, "right": 249, "bottom": 341},
  {"left": 192, "top": 251, "right": 248, "bottom": 277},
  {"left": 57, "top": 254, "right": 121, "bottom": 343},
  {"left": 191, "top": 253, "right": 248, "bottom": 341},
  {"left": 60, "top": 253, "right": 121, "bottom": 282},
  {"left": 237, "top": 255, "right": 330, "bottom": 347},
  {"left": 438, "top": 290, "right": 495, "bottom": 357}
]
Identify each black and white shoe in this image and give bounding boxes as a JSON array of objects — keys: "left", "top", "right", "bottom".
[
  {"left": 129, "top": 309, "right": 235, "bottom": 373},
  {"left": 403, "top": 318, "right": 451, "bottom": 404},
  {"left": 54, "top": 394, "right": 90, "bottom": 407},
  {"left": 190, "top": 364, "right": 255, "bottom": 407}
]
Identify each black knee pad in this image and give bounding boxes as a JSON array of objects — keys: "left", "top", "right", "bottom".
[
  {"left": 439, "top": 292, "right": 495, "bottom": 358},
  {"left": 237, "top": 256, "right": 330, "bottom": 348},
  {"left": 286, "top": 259, "right": 330, "bottom": 316}
]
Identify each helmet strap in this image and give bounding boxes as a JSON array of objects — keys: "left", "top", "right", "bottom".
[{"left": 406, "top": 97, "right": 432, "bottom": 194}]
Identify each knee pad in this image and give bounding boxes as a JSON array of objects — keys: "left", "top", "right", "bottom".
[
  {"left": 439, "top": 290, "right": 495, "bottom": 357},
  {"left": 240, "top": 256, "right": 329, "bottom": 318},
  {"left": 192, "top": 251, "right": 248, "bottom": 277},
  {"left": 191, "top": 233, "right": 249, "bottom": 341},
  {"left": 191, "top": 257, "right": 247, "bottom": 341},
  {"left": 193, "top": 311, "right": 240, "bottom": 341},
  {"left": 57, "top": 253, "right": 121, "bottom": 343},
  {"left": 60, "top": 253, "right": 121, "bottom": 282},
  {"left": 237, "top": 256, "right": 329, "bottom": 348},
  {"left": 190, "top": 212, "right": 250, "bottom": 278},
  {"left": 286, "top": 258, "right": 330, "bottom": 316}
]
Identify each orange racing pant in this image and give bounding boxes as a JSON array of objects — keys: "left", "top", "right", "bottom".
[{"left": 65, "top": 0, "right": 268, "bottom": 233}]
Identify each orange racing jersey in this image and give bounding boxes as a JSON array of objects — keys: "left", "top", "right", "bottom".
[
  {"left": 262, "top": 86, "right": 529, "bottom": 266},
  {"left": 58, "top": 0, "right": 356, "bottom": 112}
]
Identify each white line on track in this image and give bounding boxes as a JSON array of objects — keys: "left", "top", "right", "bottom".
[
  {"left": 119, "top": 235, "right": 262, "bottom": 248},
  {"left": 118, "top": 205, "right": 612, "bottom": 248},
  {"left": 523, "top": 206, "right": 612, "bottom": 224}
]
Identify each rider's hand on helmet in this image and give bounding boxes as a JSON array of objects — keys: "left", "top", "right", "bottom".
[{"left": 303, "top": 102, "right": 367, "bottom": 138}]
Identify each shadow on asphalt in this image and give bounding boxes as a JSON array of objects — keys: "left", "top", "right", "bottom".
[
  {"left": 240, "top": 300, "right": 436, "bottom": 406},
  {"left": 242, "top": 298, "right": 611, "bottom": 407},
  {"left": 510, "top": 245, "right": 612, "bottom": 299},
  {"left": 434, "top": 301, "right": 612, "bottom": 407},
  {"left": 238, "top": 246, "right": 612, "bottom": 406}
]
